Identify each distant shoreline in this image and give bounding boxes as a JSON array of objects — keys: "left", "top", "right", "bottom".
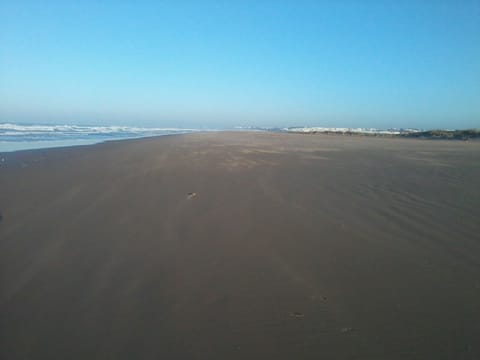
[
  {"left": 0, "top": 122, "right": 212, "bottom": 153},
  {"left": 1, "top": 127, "right": 479, "bottom": 154}
]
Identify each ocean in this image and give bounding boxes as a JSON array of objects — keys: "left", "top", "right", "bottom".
[{"left": 0, "top": 123, "right": 207, "bottom": 152}]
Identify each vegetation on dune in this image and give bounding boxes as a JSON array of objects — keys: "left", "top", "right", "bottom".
[
  {"left": 402, "top": 129, "right": 480, "bottom": 140},
  {"left": 287, "top": 128, "right": 480, "bottom": 140}
]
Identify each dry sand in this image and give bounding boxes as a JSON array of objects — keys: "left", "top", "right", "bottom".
[{"left": 1, "top": 132, "right": 480, "bottom": 359}]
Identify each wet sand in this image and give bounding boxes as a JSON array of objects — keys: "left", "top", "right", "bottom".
[{"left": 1, "top": 132, "right": 480, "bottom": 359}]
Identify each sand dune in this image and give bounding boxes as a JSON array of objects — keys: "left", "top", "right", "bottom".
[{"left": 1, "top": 132, "right": 479, "bottom": 359}]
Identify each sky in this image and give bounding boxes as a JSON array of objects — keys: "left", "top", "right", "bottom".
[{"left": 0, "top": 0, "right": 479, "bottom": 129}]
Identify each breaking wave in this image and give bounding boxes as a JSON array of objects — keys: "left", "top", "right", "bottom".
[{"left": 0, "top": 123, "right": 205, "bottom": 152}]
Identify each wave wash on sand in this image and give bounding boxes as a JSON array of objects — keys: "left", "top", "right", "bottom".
[
  {"left": 1, "top": 132, "right": 479, "bottom": 359},
  {"left": 0, "top": 123, "right": 208, "bottom": 152}
]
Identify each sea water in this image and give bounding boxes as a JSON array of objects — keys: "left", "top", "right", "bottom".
[{"left": 0, "top": 123, "right": 205, "bottom": 152}]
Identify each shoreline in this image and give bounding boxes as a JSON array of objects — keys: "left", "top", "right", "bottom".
[
  {"left": 1, "top": 129, "right": 478, "bottom": 156},
  {"left": 0, "top": 132, "right": 203, "bottom": 154}
]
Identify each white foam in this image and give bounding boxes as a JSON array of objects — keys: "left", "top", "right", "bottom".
[
  {"left": 0, "top": 123, "right": 201, "bottom": 136},
  {"left": 0, "top": 123, "right": 208, "bottom": 152},
  {"left": 284, "top": 127, "right": 422, "bottom": 135}
]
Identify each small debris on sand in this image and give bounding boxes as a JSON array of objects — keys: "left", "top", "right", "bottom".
[
  {"left": 187, "top": 192, "right": 197, "bottom": 199},
  {"left": 290, "top": 312, "right": 305, "bottom": 319},
  {"left": 340, "top": 327, "right": 355, "bottom": 333}
]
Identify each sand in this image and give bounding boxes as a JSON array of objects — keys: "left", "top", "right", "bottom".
[{"left": 1, "top": 132, "right": 480, "bottom": 359}]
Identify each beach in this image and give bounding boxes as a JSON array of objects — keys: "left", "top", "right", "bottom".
[{"left": 1, "top": 132, "right": 479, "bottom": 359}]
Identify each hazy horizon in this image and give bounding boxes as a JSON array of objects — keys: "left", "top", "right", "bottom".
[{"left": 1, "top": 1, "right": 479, "bottom": 129}]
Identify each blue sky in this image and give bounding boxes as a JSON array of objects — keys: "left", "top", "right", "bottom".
[{"left": 1, "top": 0, "right": 479, "bottom": 129}]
